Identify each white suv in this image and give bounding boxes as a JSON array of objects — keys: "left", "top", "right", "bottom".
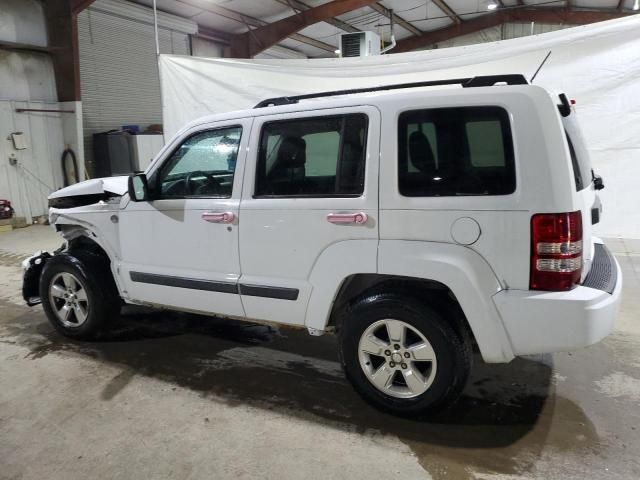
[{"left": 23, "top": 75, "right": 622, "bottom": 416}]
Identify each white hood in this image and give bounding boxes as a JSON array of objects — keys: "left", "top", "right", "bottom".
[{"left": 49, "top": 176, "right": 129, "bottom": 199}]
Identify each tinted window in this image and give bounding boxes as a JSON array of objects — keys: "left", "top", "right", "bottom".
[
  {"left": 398, "top": 107, "right": 515, "bottom": 196},
  {"left": 565, "top": 131, "right": 584, "bottom": 191},
  {"left": 255, "top": 114, "right": 368, "bottom": 197},
  {"left": 157, "top": 127, "right": 241, "bottom": 198},
  {"left": 562, "top": 116, "right": 592, "bottom": 192}
]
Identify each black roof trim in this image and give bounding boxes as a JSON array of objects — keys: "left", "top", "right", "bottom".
[{"left": 254, "top": 74, "right": 528, "bottom": 109}]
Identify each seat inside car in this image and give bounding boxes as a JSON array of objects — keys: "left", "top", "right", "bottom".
[{"left": 266, "top": 136, "right": 307, "bottom": 194}]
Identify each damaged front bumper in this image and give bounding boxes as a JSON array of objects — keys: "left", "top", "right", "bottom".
[{"left": 22, "top": 251, "right": 52, "bottom": 306}]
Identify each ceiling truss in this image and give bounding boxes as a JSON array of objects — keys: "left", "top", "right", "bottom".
[{"left": 106, "top": 1, "right": 638, "bottom": 58}]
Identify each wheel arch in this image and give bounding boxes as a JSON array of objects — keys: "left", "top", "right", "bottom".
[
  {"left": 58, "top": 225, "right": 125, "bottom": 298},
  {"left": 307, "top": 240, "right": 515, "bottom": 363},
  {"left": 328, "top": 274, "right": 473, "bottom": 345}
]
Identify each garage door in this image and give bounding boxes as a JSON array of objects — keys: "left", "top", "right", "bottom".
[{"left": 77, "top": 0, "right": 196, "bottom": 175}]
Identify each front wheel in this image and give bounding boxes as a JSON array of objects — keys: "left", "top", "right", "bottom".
[
  {"left": 339, "top": 293, "right": 472, "bottom": 417},
  {"left": 40, "top": 252, "right": 120, "bottom": 339}
]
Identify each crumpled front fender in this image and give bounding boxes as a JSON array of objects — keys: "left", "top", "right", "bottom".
[{"left": 22, "top": 251, "right": 53, "bottom": 306}]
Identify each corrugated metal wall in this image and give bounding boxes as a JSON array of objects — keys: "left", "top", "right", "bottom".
[
  {"left": 0, "top": 101, "right": 66, "bottom": 220},
  {"left": 77, "top": 0, "right": 193, "bottom": 175},
  {"left": 433, "top": 22, "right": 571, "bottom": 48},
  {"left": 191, "top": 36, "right": 224, "bottom": 58},
  {"left": 0, "top": 0, "right": 69, "bottom": 220}
]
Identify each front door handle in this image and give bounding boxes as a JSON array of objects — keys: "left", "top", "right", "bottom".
[
  {"left": 202, "top": 211, "right": 235, "bottom": 224},
  {"left": 326, "top": 212, "right": 368, "bottom": 225}
]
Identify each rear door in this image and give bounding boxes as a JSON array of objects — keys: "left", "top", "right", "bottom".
[{"left": 238, "top": 106, "right": 380, "bottom": 326}]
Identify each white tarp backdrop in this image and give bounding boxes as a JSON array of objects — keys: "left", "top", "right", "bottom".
[{"left": 159, "top": 16, "right": 640, "bottom": 238}]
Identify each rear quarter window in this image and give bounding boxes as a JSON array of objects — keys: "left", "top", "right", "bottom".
[{"left": 398, "top": 106, "right": 516, "bottom": 197}]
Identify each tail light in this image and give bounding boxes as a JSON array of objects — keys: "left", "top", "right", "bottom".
[{"left": 530, "top": 211, "right": 583, "bottom": 291}]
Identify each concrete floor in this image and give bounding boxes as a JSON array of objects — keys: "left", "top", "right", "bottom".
[{"left": 1, "top": 226, "right": 639, "bottom": 480}]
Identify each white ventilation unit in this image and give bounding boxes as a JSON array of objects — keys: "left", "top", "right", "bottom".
[{"left": 339, "top": 31, "right": 381, "bottom": 57}]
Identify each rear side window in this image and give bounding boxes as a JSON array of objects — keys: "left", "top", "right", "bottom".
[
  {"left": 255, "top": 114, "right": 368, "bottom": 197},
  {"left": 398, "top": 107, "right": 515, "bottom": 197}
]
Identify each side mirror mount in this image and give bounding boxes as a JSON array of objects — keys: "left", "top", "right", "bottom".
[{"left": 128, "top": 173, "right": 149, "bottom": 202}]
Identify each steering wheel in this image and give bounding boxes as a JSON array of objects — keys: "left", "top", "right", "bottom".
[{"left": 185, "top": 170, "right": 221, "bottom": 195}]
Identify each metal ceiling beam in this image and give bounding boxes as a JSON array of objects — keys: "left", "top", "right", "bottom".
[
  {"left": 395, "top": 12, "right": 503, "bottom": 52},
  {"left": 229, "top": 0, "right": 378, "bottom": 58},
  {"left": 274, "top": 0, "right": 360, "bottom": 33},
  {"left": 395, "top": 8, "right": 635, "bottom": 53},
  {"left": 43, "top": 0, "right": 82, "bottom": 101},
  {"left": 431, "top": 0, "right": 462, "bottom": 24},
  {"left": 368, "top": 3, "right": 422, "bottom": 36},
  {"left": 195, "top": 26, "right": 232, "bottom": 44},
  {"left": 175, "top": 0, "right": 335, "bottom": 53},
  {"left": 70, "top": 0, "right": 97, "bottom": 15},
  {"left": 507, "top": 7, "right": 633, "bottom": 23}
]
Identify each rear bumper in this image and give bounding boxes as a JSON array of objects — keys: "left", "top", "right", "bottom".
[{"left": 493, "top": 243, "right": 622, "bottom": 356}]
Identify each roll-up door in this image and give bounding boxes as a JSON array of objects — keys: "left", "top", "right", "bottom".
[{"left": 77, "top": 0, "right": 196, "bottom": 174}]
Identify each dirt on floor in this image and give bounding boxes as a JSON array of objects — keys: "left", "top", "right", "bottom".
[{"left": 0, "top": 226, "right": 639, "bottom": 480}]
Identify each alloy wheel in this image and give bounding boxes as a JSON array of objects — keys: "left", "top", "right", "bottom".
[
  {"left": 48, "top": 272, "right": 90, "bottom": 328},
  {"left": 358, "top": 319, "right": 437, "bottom": 398}
]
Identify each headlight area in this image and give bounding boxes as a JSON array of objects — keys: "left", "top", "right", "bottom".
[{"left": 49, "top": 211, "right": 60, "bottom": 225}]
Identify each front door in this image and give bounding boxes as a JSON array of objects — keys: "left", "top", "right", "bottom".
[{"left": 119, "top": 119, "right": 252, "bottom": 317}]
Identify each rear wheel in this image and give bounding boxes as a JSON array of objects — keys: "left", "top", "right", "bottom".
[
  {"left": 40, "top": 252, "right": 120, "bottom": 339},
  {"left": 339, "top": 293, "right": 471, "bottom": 416}
]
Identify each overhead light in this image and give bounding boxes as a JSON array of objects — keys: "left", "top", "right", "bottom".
[
  {"left": 487, "top": 1, "right": 498, "bottom": 10},
  {"left": 634, "top": 0, "right": 639, "bottom": 11},
  {"left": 334, "top": 49, "right": 341, "bottom": 55}
]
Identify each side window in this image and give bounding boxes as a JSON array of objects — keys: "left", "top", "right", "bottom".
[
  {"left": 157, "top": 126, "right": 241, "bottom": 198},
  {"left": 398, "top": 107, "right": 515, "bottom": 197},
  {"left": 255, "top": 114, "right": 368, "bottom": 197}
]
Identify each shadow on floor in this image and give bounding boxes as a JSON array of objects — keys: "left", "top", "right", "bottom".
[{"left": 1, "top": 304, "right": 600, "bottom": 480}]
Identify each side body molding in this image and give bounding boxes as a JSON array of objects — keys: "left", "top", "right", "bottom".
[{"left": 377, "top": 240, "right": 515, "bottom": 363}]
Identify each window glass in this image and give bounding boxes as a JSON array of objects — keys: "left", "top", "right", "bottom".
[
  {"left": 466, "top": 120, "right": 505, "bottom": 167},
  {"left": 407, "top": 123, "right": 437, "bottom": 172},
  {"left": 562, "top": 115, "right": 592, "bottom": 191},
  {"left": 398, "top": 107, "right": 515, "bottom": 196},
  {"left": 255, "top": 114, "right": 368, "bottom": 197},
  {"left": 304, "top": 131, "right": 340, "bottom": 176},
  {"left": 565, "top": 131, "right": 584, "bottom": 191},
  {"left": 157, "top": 127, "right": 241, "bottom": 198}
]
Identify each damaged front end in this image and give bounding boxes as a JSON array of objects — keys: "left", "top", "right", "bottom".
[
  {"left": 48, "top": 175, "right": 129, "bottom": 209},
  {"left": 22, "top": 176, "right": 129, "bottom": 306},
  {"left": 22, "top": 251, "right": 52, "bottom": 306}
]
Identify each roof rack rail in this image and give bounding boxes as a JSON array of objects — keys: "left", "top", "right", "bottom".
[{"left": 254, "top": 74, "right": 528, "bottom": 109}]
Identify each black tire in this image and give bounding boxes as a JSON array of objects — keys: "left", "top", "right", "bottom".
[
  {"left": 40, "top": 252, "right": 120, "bottom": 339},
  {"left": 339, "top": 292, "right": 472, "bottom": 417}
]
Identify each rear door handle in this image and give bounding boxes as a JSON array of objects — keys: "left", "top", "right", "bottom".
[
  {"left": 202, "top": 211, "right": 235, "bottom": 224},
  {"left": 326, "top": 212, "right": 368, "bottom": 225}
]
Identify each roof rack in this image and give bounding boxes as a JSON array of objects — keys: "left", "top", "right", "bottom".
[{"left": 254, "top": 74, "right": 528, "bottom": 109}]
